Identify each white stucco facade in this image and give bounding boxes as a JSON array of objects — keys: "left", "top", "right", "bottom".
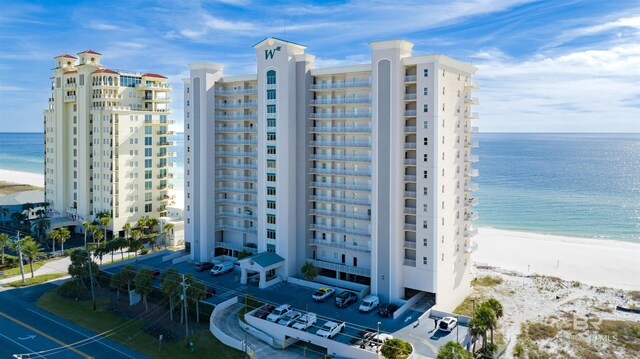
[{"left": 184, "top": 38, "right": 478, "bottom": 308}]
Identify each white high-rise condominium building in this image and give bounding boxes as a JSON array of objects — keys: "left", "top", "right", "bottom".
[
  {"left": 44, "top": 51, "right": 176, "bottom": 236},
  {"left": 184, "top": 38, "right": 479, "bottom": 307}
]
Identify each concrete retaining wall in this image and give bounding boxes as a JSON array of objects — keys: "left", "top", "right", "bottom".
[
  {"left": 209, "top": 296, "right": 247, "bottom": 353},
  {"left": 100, "top": 250, "right": 170, "bottom": 270},
  {"left": 288, "top": 276, "right": 369, "bottom": 298},
  {"left": 162, "top": 251, "right": 184, "bottom": 262},
  {"left": 172, "top": 254, "right": 192, "bottom": 265},
  {"left": 393, "top": 292, "right": 425, "bottom": 320}
]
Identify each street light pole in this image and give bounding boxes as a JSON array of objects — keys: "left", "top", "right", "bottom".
[
  {"left": 376, "top": 321, "right": 381, "bottom": 357},
  {"left": 86, "top": 240, "right": 97, "bottom": 310}
]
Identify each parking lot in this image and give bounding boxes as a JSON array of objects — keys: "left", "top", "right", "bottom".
[{"left": 102, "top": 252, "right": 468, "bottom": 357}]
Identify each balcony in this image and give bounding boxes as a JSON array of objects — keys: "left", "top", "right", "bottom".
[
  {"left": 216, "top": 102, "right": 257, "bottom": 109},
  {"left": 465, "top": 212, "right": 479, "bottom": 221},
  {"left": 465, "top": 80, "right": 479, "bottom": 89},
  {"left": 404, "top": 174, "right": 416, "bottom": 182},
  {"left": 310, "top": 224, "right": 371, "bottom": 237},
  {"left": 310, "top": 181, "right": 371, "bottom": 192},
  {"left": 404, "top": 223, "right": 416, "bottom": 231},
  {"left": 215, "top": 174, "right": 257, "bottom": 182},
  {"left": 465, "top": 112, "right": 480, "bottom": 120},
  {"left": 404, "top": 207, "right": 416, "bottom": 214},
  {"left": 215, "top": 241, "right": 258, "bottom": 253},
  {"left": 308, "top": 239, "right": 371, "bottom": 253},
  {"left": 146, "top": 96, "right": 172, "bottom": 103},
  {"left": 216, "top": 150, "right": 257, "bottom": 157},
  {"left": 310, "top": 126, "right": 371, "bottom": 133},
  {"left": 215, "top": 139, "right": 258, "bottom": 145},
  {"left": 309, "top": 80, "right": 371, "bottom": 90},
  {"left": 404, "top": 75, "right": 417, "bottom": 82},
  {"left": 403, "top": 240, "right": 416, "bottom": 249},
  {"left": 215, "top": 225, "right": 258, "bottom": 235},
  {"left": 466, "top": 182, "right": 479, "bottom": 192},
  {"left": 465, "top": 97, "right": 479, "bottom": 105},
  {"left": 215, "top": 114, "right": 257, "bottom": 121},
  {"left": 157, "top": 163, "right": 168, "bottom": 168},
  {"left": 215, "top": 88, "right": 258, "bottom": 95},
  {"left": 157, "top": 130, "right": 177, "bottom": 135},
  {"left": 469, "top": 168, "right": 479, "bottom": 177},
  {"left": 136, "top": 83, "right": 171, "bottom": 90},
  {"left": 309, "top": 112, "right": 372, "bottom": 119},
  {"left": 309, "top": 154, "right": 371, "bottom": 163},
  {"left": 310, "top": 167, "right": 371, "bottom": 177},
  {"left": 216, "top": 162, "right": 257, "bottom": 170},
  {"left": 215, "top": 186, "right": 257, "bottom": 194},
  {"left": 404, "top": 142, "right": 417, "bottom": 149},
  {"left": 467, "top": 197, "right": 478, "bottom": 206},
  {"left": 305, "top": 258, "right": 370, "bottom": 277},
  {"left": 216, "top": 211, "right": 257, "bottom": 221},
  {"left": 404, "top": 191, "right": 416, "bottom": 198},
  {"left": 404, "top": 159, "right": 416, "bottom": 166},
  {"left": 309, "top": 209, "right": 371, "bottom": 221},
  {"left": 310, "top": 195, "right": 371, "bottom": 206},
  {"left": 64, "top": 95, "right": 76, "bottom": 102},
  {"left": 404, "top": 93, "right": 417, "bottom": 101},
  {"left": 310, "top": 140, "right": 370, "bottom": 148},
  {"left": 144, "top": 118, "right": 176, "bottom": 125},
  {"left": 63, "top": 83, "right": 76, "bottom": 89},
  {"left": 465, "top": 227, "right": 478, "bottom": 237},
  {"left": 157, "top": 151, "right": 168, "bottom": 157},
  {"left": 157, "top": 141, "right": 176, "bottom": 146},
  {"left": 310, "top": 97, "right": 372, "bottom": 105},
  {"left": 403, "top": 259, "right": 416, "bottom": 267},
  {"left": 465, "top": 241, "right": 479, "bottom": 253},
  {"left": 404, "top": 110, "right": 417, "bottom": 117},
  {"left": 215, "top": 126, "right": 257, "bottom": 133},
  {"left": 157, "top": 184, "right": 174, "bottom": 190},
  {"left": 464, "top": 155, "right": 479, "bottom": 163},
  {"left": 93, "top": 81, "right": 119, "bottom": 88},
  {"left": 404, "top": 126, "right": 416, "bottom": 133},
  {"left": 216, "top": 198, "right": 257, "bottom": 207}
]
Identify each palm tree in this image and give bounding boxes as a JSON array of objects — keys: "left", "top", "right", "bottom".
[
  {"left": 0, "top": 207, "right": 9, "bottom": 226},
  {"left": 99, "top": 216, "right": 111, "bottom": 244},
  {"left": 0, "top": 233, "right": 10, "bottom": 265},
  {"left": 122, "top": 222, "right": 131, "bottom": 240},
  {"left": 130, "top": 229, "right": 143, "bottom": 257},
  {"left": 136, "top": 217, "right": 148, "bottom": 234},
  {"left": 20, "top": 237, "right": 44, "bottom": 278},
  {"left": 34, "top": 217, "right": 51, "bottom": 241},
  {"left": 146, "top": 217, "right": 159, "bottom": 234},
  {"left": 120, "top": 265, "right": 137, "bottom": 293},
  {"left": 161, "top": 223, "right": 174, "bottom": 249},
  {"left": 10, "top": 212, "right": 24, "bottom": 228},
  {"left": 474, "top": 303, "right": 497, "bottom": 350},
  {"left": 187, "top": 277, "right": 207, "bottom": 323},
  {"left": 47, "top": 229, "right": 59, "bottom": 254},
  {"left": 110, "top": 272, "right": 124, "bottom": 300},
  {"left": 135, "top": 268, "right": 153, "bottom": 311},
  {"left": 160, "top": 268, "right": 180, "bottom": 321},
  {"left": 91, "top": 225, "right": 102, "bottom": 245},
  {"left": 82, "top": 221, "right": 91, "bottom": 248},
  {"left": 35, "top": 209, "right": 46, "bottom": 219},
  {"left": 58, "top": 227, "right": 70, "bottom": 253},
  {"left": 484, "top": 298, "right": 504, "bottom": 345}
]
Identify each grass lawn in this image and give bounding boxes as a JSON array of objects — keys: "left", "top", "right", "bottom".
[
  {"left": 37, "top": 289, "right": 242, "bottom": 358},
  {"left": 0, "top": 260, "right": 48, "bottom": 278},
  {"left": 7, "top": 273, "right": 67, "bottom": 287}
]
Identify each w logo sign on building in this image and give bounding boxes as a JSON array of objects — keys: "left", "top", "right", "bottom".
[{"left": 265, "top": 46, "right": 281, "bottom": 59}]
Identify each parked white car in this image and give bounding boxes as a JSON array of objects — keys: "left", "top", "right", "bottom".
[
  {"left": 438, "top": 316, "right": 458, "bottom": 332},
  {"left": 358, "top": 295, "right": 380, "bottom": 313},
  {"left": 292, "top": 313, "right": 317, "bottom": 331},
  {"left": 267, "top": 304, "right": 292, "bottom": 322},
  {"left": 277, "top": 311, "right": 302, "bottom": 327},
  {"left": 316, "top": 321, "right": 345, "bottom": 339}
]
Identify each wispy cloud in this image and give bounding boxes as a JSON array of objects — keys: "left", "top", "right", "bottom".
[{"left": 87, "top": 22, "right": 121, "bottom": 31}]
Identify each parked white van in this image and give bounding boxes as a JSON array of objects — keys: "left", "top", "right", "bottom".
[
  {"left": 358, "top": 295, "right": 380, "bottom": 313},
  {"left": 210, "top": 261, "right": 234, "bottom": 276}
]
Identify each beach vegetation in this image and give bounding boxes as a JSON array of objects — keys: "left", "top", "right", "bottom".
[
  {"left": 524, "top": 321, "right": 557, "bottom": 340},
  {"left": 380, "top": 338, "right": 413, "bottom": 359},
  {"left": 628, "top": 291, "right": 640, "bottom": 301},
  {"left": 453, "top": 294, "right": 485, "bottom": 317},
  {"left": 0, "top": 181, "right": 42, "bottom": 195},
  {"left": 471, "top": 275, "right": 503, "bottom": 287}
]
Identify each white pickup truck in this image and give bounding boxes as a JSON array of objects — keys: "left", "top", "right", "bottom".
[
  {"left": 292, "top": 313, "right": 317, "bottom": 331},
  {"left": 316, "top": 320, "right": 345, "bottom": 339}
]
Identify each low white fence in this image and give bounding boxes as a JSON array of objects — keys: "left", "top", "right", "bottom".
[
  {"left": 100, "top": 250, "right": 170, "bottom": 270},
  {"left": 172, "top": 254, "right": 191, "bottom": 264},
  {"left": 393, "top": 292, "right": 425, "bottom": 319},
  {"left": 162, "top": 250, "right": 184, "bottom": 262}
]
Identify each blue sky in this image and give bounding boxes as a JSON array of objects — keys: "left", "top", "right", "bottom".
[{"left": 0, "top": 0, "right": 639, "bottom": 132}]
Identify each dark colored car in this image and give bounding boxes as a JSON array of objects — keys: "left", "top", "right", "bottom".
[
  {"left": 377, "top": 303, "right": 398, "bottom": 317},
  {"left": 150, "top": 269, "right": 161, "bottom": 277},
  {"left": 334, "top": 291, "right": 358, "bottom": 308},
  {"left": 254, "top": 304, "right": 276, "bottom": 320},
  {"left": 205, "top": 287, "right": 216, "bottom": 298},
  {"left": 195, "top": 262, "right": 214, "bottom": 272}
]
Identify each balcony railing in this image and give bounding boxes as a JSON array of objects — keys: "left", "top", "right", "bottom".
[
  {"left": 404, "top": 223, "right": 416, "bottom": 231},
  {"left": 469, "top": 169, "right": 479, "bottom": 177},
  {"left": 309, "top": 181, "right": 371, "bottom": 192},
  {"left": 465, "top": 241, "right": 479, "bottom": 253},
  {"left": 404, "top": 93, "right": 417, "bottom": 101},
  {"left": 215, "top": 127, "right": 257, "bottom": 133},
  {"left": 310, "top": 195, "right": 371, "bottom": 206},
  {"left": 310, "top": 98, "right": 372, "bottom": 105},
  {"left": 465, "top": 112, "right": 480, "bottom": 119},
  {"left": 310, "top": 112, "right": 372, "bottom": 119},
  {"left": 216, "top": 102, "right": 257, "bottom": 109},
  {"left": 404, "top": 110, "right": 417, "bottom": 117},
  {"left": 404, "top": 75, "right": 417, "bottom": 82},
  {"left": 310, "top": 167, "right": 371, "bottom": 177},
  {"left": 136, "top": 83, "right": 171, "bottom": 90},
  {"left": 404, "top": 175, "right": 416, "bottom": 182},
  {"left": 215, "top": 174, "right": 257, "bottom": 182},
  {"left": 305, "top": 258, "right": 370, "bottom": 276},
  {"left": 215, "top": 150, "right": 257, "bottom": 157},
  {"left": 216, "top": 198, "right": 257, "bottom": 207},
  {"left": 403, "top": 240, "right": 416, "bottom": 249},
  {"left": 215, "top": 162, "right": 257, "bottom": 170},
  {"left": 465, "top": 227, "right": 478, "bottom": 237},
  {"left": 215, "top": 241, "right": 258, "bottom": 252},
  {"left": 215, "top": 139, "right": 258, "bottom": 145},
  {"left": 465, "top": 80, "right": 479, "bottom": 89},
  {"left": 309, "top": 80, "right": 371, "bottom": 90},
  {"left": 308, "top": 239, "right": 371, "bottom": 253},
  {"left": 63, "top": 83, "right": 77, "bottom": 88},
  {"left": 403, "top": 259, "right": 416, "bottom": 267},
  {"left": 465, "top": 212, "right": 479, "bottom": 221},
  {"left": 404, "top": 126, "right": 416, "bottom": 133},
  {"left": 404, "top": 159, "right": 416, "bottom": 166},
  {"left": 215, "top": 114, "right": 258, "bottom": 121},
  {"left": 310, "top": 224, "right": 371, "bottom": 237},
  {"left": 215, "top": 88, "right": 258, "bottom": 95},
  {"left": 310, "top": 141, "right": 370, "bottom": 148},
  {"left": 404, "top": 207, "right": 416, "bottom": 214},
  {"left": 309, "top": 154, "right": 371, "bottom": 162},
  {"left": 215, "top": 225, "right": 258, "bottom": 235},
  {"left": 216, "top": 211, "right": 257, "bottom": 221},
  {"left": 465, "top": 97, "right": 479, "bottom": 105},
  {"left": 215, "top": 186, "right": 257, "bottom": 194},
  {"left": 465, "top": 182, "right": 479, "bottom": 192},
  {"left": 309, "top": 209, "right": 371, "bottom": 221},
  {"left": 310, "top": 126, "right": 371, "bottom": 133},
  {"left": 404, "top": 191, "right": 416, "bottom": 198},
  {"left": 64, "top": 95, "right": 76, "bottom": 102}
]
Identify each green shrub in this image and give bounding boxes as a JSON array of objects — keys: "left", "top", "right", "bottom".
[
  {"left": 57, "top": 280, "right": 92, "bottom": 300},
  {"left": 381, "top": 338, "right": 413, "bottom": 359}
]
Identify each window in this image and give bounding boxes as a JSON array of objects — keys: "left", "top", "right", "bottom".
[
  {"left": 266, "top": 70, "right": 276, "bottom": 85},
  {"left": 145, "top": 203, "right": 153, "bottom": 213},
  {"left": 423, "top": 137, "right": 428, "bottom": 145},
  {"left": 423, "top": 121, "right": 428, "bottom": 129},
  {"left": 423, "top": 154, "right": 428, "bottom": 162},
  {"left": 267, "top": 200, "right": 276, "bottom": 209},
  {"left": 144, "top": 148, "right": 152, "bottom": 157},
  {"left": 145, "top": 170, "right": 152, "bottom": 179},
  {"left": 267, "top": 89, "right": 276, "bottom": 100},
  {"left": 267, "top": 104, "right": 276, "bottom": 114},
  {"left": 267, "top": 214, "right": 276, "bottom": 224},
  {"left": 144, "top": 114, "right": 152, "bottom": 123},
  {"left": 423, "top": 204, "right": 428, "bottom": 212},
  {"left": 267, "top": 187, "right": 276, "bottom": 195},
  {"left": 423, "top": 238, "right": 428, "bottom": 247},
  {"left": 144, "top": 126, "right": 152, "bottom": 134},
  {"left": 423, "top": 221, "right": 428, "bottom": 229},
  {"left": 423, "top": 187, "right": 428, "bottom": 195},
  {"left": 423, "top": 104, "right": 428, "bottom": 113},
  {"left": 267, "top": 118, "right": 276, "bottom": 127},
  {"left": 144, "top": 159, "right": 152, "bottom": 168},
  {"left": 423, "top": 257, "right": 428, "bottom": 265},
  {"left": 267, "top": 132, "right": 276, "bottom": 141},
  {"left": 267, "top": 160, "right": 276, "bottom": 168},
  {"left": 423, "top": 170, "right": 428, "bottom": 179},
  {"left": 442, "top": 87, "right": 445, "bottom": 95},
  {"left": 145, "top": 181, "right": 152, "bottom": 190},
  {"left": 144, "top": 137, "right": 152, "bottom": 146},
  {"left": 423, "top": 69, "right": 429, "bottom": 77},
  {"left": 145, "top": 192, "right": 152, "bottom": 201},
  {"left": 267, "top": 229, "right": 276, "bottom": 239},
  {"left": 267, "top": 173, "right": 276, "bottom": 182},
  {"left": 423, "top": 87, "right": 428, "bottom": 96},
  {"left": 267, "top": 146, "right": 276, "bottom": 155}
]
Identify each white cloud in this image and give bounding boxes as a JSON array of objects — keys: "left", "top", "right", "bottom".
[
  {"left": 87, "top": 22, "right": 121, "bottom": 31},
  {"left": 0, "top": 85, "right": 25, "bottom": 91}
]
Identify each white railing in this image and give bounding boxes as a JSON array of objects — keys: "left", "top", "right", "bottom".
[
  {"left": 404, "top": 93, "right": 417, "bottom": 100},
  {"left": 465, "top": 97, "right": 479, "bottom": 105},
  {"left": 404, "top": 191, "right": 416, "bottom": 198},
  {"left": 215, "top": 139, "right": 258, "bottom": 145},
  {"left": 310, "top": 141, "right": 370, "bottom": 147},
  {"left": 310, "top": 195, "right": 371, "bottom": 206},
  {"left": 216, "top": 198, "right": 257, "bottom": 207},
  {"left": 305, "top": 259, "right": 371, "bottom": 276},
  {"left": 404, "top": 175, "right": 416, "bottom": 182},
  {"left": 215, "top": 186, "right": 258, "bottom": 194},
  {"left": 136, "top": 83, "right": 171, "bottom": 90},
  {"left": 404, "top": 223, "right": 416, "bottom": 231},
  {"left": 216, "top": 151, "right": 257, "bottom": 157},
  {"left": 215, "top": 127, "right": 257, "bottom": 133},
  {"left": 404, "top": 207, "right": 416, "bottom": 214},
  {"left": 310, "top": 224, "right": 371, "bottom": 237},
  {"left": 215, "top": 174, "right": 257, "bottom": 181},
  {"left": 310, "top": 126, "right": 371, "bottom": 133},
  {"left": 309, "top": 181, "right": 371, "bottom": 191},
  {"left": 308, "top": 239, "right": 371, "bottom": 253},
  {"left": 309, "top": 80, "right": 371, "bottom": 90},
  {"left": 216, "top": 102, "right": 257, "bottom": 109},
  {"left": 215, "top": 114, "right": 257, "bottom": 121},
  {"left": 404, "top": 75, "right": 417, "bottom": 82},
  {"left": 404, "top": 126, "right": 416, "bottom": 132},
  {"left": 310, "top": 97, "right": 372, "bottom": 105},
  {"left": 309, "top": 112, "right": 372, "bottom": 119},
  {"left": 309, "top": 209, "right": 371, "bottom": 221},
  {"left": 310, "top": 167, "right": 371, "bottom": 176},
  {"left": 404, "top": 241, "right": 416, "bottom": 249},
  {"left": 404, "top": 159, "right": 416, "bottom": 165},
  {"left": 404, "top": 110, "right": 417, "bottom": 117},
  {"left": 216, "top": 162, "right": 257, "bottom": 170},
  {"left": 309, "top": 154, "right": 371, "bottom": 162},
  {"left": 215, "top": 88, "right": 257, "bottom": 95},
  {"left": 216, "top": 211, "right": 257, "bottom": 220},
  {"left": 465, "top": 80, "right": 479, "bottom": 89},
  {"left": 403, "top": 259, "right": 416, "bottom": 267}
]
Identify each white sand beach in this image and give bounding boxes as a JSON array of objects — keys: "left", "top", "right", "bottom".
[
  {"left": 0, "top": 169, "right": 44, "bottom": 187},
  {"left": 474, "top": 227, "right": 640, "bottom": 290}
]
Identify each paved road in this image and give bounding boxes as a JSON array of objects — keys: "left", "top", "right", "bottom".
[{"left": 0, "top": 284, "right": 146, "bottom": 359}]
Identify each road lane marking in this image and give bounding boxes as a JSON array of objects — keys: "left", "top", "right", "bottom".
[
  {"left": 28, "top": 309, "right": 137, "bottom": 359},
  {"left": 0, "top": 311, "right": 92, "bottom": 358},
  {"left": 0, "top": 332, "right": 46, "bottom": 358},
  {"left": 18, "top": 335, "right": 37, "bottom": 340}
]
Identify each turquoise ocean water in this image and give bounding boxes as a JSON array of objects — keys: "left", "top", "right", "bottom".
[{"left": 0, "top": 132, "right": 638, "bottom": 243}]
